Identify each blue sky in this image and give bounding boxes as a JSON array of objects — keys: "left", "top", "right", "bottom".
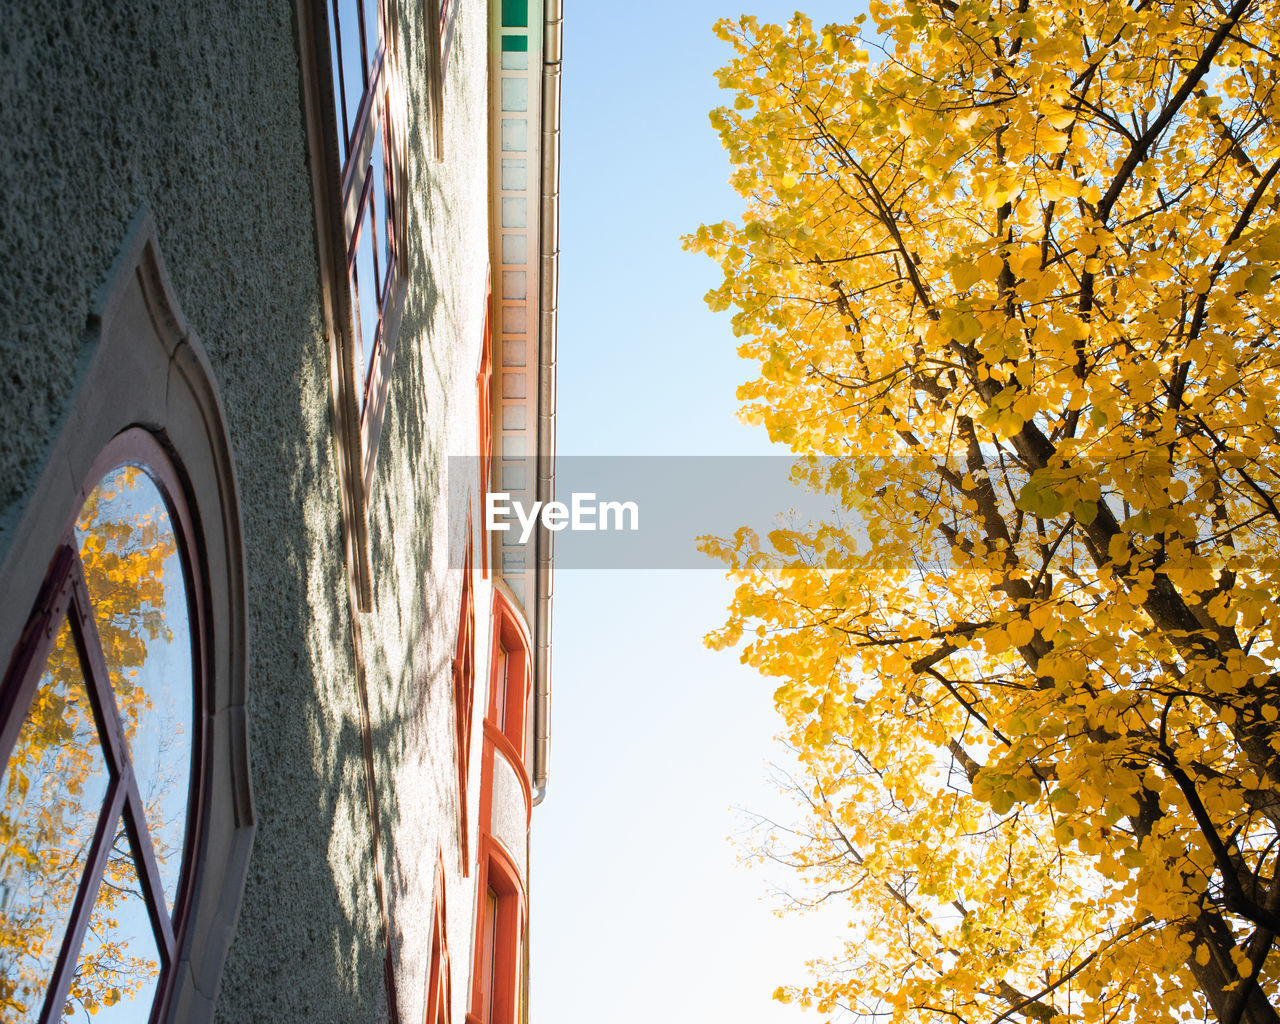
[{"left": 531, "top": 3, "right": 867, "bottom": 1022}]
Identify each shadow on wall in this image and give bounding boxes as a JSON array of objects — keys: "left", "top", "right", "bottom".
[
  {"left": 0, "top": 3, "right": 400, "bottom": 1022},
  {"left": 355, "top": 4, "right": 494, "bottom": 1017},
  {"left": 0, "top": 1, "right": 498, "bottom": 1021}
]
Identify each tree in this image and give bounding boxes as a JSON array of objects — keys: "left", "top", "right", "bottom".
[{"left": 687, "top": 2, "right": 1280, "bottom": 1021}]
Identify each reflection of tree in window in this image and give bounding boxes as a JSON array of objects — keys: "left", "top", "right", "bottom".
[{"left": 0, "top": 464, "right": 193, "bottom": 1022}]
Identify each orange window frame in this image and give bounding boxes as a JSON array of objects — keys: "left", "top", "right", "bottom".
[
  {"left": 466, "top": 840, "right": 524, "bottom": 1024},
  {"left": 486, "top": 589, "right": 530, "bottom": 760},
  {"left": 452, "top": 530, "right": 476, "bottom": 873},
  {"left": 425, "top": 853, "right": 452, "bottom": 1024}
]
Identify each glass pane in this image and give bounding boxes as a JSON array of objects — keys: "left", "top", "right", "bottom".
[
  {"left": 75, "top": 466, "right": 193, "bottom": 915},
  {"left": 327, "top": 1, "right": 350, "bottom": 163},
  {"left": 61, "top": 819, "right": 161, "bottom": 1021},
  {"left": 352, "top": 192, "right": 380, "bottom": 401},
  {"left": 362, "top": 0, "right": 381, "bottom": 73},
  {"left": 371, "top": 127, "right": 390, "bottom": 292},
  {"left": 336, "top": 0, "right": 368, "bottom": 149},
  {"left": 0, "top": 618, "right": 112, "bottom": 1024}
]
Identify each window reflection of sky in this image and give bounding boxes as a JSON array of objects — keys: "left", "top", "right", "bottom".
[
  {"left": 68, "top": 821, "right": 162, "bottom": 1023},
  {"left": 354, "top": 190, "right": 380, "bottom": 391},
  {"left": 372, "top": 128, "right": 389, "bottom": 288},
  {"left": 328, "top": 0, "right": 381, "bottom": 161},
  {"left": 325, "top": 0, "right": 391, "bottom": 406}
]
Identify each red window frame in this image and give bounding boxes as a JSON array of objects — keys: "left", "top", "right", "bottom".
[
  {"left": 0, "top": 430, "right": 206, "bottom": 1024},
  {"left": 466, "top": 840, "right": 524, "bottom": 1024},
  {"left": 486, "top": 591, "right": 530, "bottom": 760},
  {"left": 425, "top": 853, "right": 451, "bottom": 1024},
  {"left": 452, "top": 531, "right": 476, "bottom": 874}
]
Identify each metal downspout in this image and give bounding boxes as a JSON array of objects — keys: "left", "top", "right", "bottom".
[{"left": 532, "top": 0, "right": 560, "bottom": 808}]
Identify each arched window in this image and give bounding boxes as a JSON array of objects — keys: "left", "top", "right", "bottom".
[
  {"left": 468, "top": 588, "right": 531, "bottom": 1024},
  {"left": 466, "top": 840, "right": 524, "bottom": 1024},
  {"left": 2, "top": 436, "right": 200, "bottom": 1021},
  {"left": 0, "top": 212, "right": 251, "bottom": 1024},
  {"left": 487, "top": 592, "right": 530, "bottom": 758}
]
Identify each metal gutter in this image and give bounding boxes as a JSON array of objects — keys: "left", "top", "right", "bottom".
[{"left": 531, "top": 0, "right": 560, "bottom": 806}]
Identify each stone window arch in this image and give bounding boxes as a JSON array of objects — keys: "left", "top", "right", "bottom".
[{"left": 0, "top": 211, "right": 252, "bottom": 1024}]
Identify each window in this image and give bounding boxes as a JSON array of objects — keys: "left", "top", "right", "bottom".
[
  {"left": 326, "top": 0, "right": 404, "bottom": 421},
  {"left": 452, "top": 533, "right": 476, "bottom": 873},
  {"left": 296, "top": 0, "right": 410, "bottom": 607},
  {"left": 438, "top": 0, "right": 459, "bottom": 71},
  {"left": 478, "top": 887, "right": 499, "bottom": 1023},
  {"left": 424, "top": 854, "right": 451, "bottom": 1024},
  {"left": 424, "top": 0, "right": 462, "bottom": 160},
  {"left": 487, "top": 592, "right": 530, "bottom": 758},
  {"left": 0, "top": 212, "right": 252, "bottom": 1024},
  {"left": 2, "top": 439, "right": 196, "bottom": 1022},
  {"left": 468, "top": 591, "right": 530, "bottom": 1024},
  {"left": 466, "top": 843, "right": 524, "bottom": 1024}
]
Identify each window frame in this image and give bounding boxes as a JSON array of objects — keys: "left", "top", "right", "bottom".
[
  {"left": 452, "top": 529, "right": 476, "bottom": 875},
  {"left": 295, "top": 0, "right": 411, "bottom": 609},
  {"left": 424, "top": 852, "right": 452, "bottom": 1024},
  {"left": 1, "top": 432, "right": 205, "bottom": 1024},
  {"left": 465, "top": 839, "right": 525, "bottom": 1024},
  {"left": 422, "top": 0, "right": 447, "bottom": 161},
  {"left": 0, "top": 210, "right": 253, "bottom": 1024},
  {"left": 487, "top": 589, "right": 531, "bottom": 760}
]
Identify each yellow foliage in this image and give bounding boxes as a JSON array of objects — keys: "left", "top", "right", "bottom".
[{"left": 690, "top": 0, "right": 1280, "bottom": 1019}]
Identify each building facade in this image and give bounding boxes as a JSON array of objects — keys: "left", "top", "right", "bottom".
[{"left": 0, "top": 1, "right": 559, "bottom": 1021}]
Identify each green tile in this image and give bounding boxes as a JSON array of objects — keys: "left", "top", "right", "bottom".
[
  {"left": 501, "top": 0, "right": 528, "bottom": 27},
  {"left": 501, "top": 34, "right": 528, "bottom": 51}
]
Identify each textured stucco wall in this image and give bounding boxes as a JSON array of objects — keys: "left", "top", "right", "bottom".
[
  {"left": 0, "top": 3, "right": 387, "bottom": 1020},
  {"left": 357, "top": 1, "right": 495, "bottom": 1021},
  {"left": 492, "top": 754, "right": 530, "bottom": 880}
]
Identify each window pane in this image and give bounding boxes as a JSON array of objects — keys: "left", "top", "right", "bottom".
[
  {"left": 75, "top": 465, "right": 194, "bottom": 915},
  {"left": 361, "top": 0, "right": 381, "bottom": 74},
  {"left": 334, "top": 0, "right": 368, "bottom": 155},
  {"left": 63, "top": 818, "right": 162, "bottom": 1021},
  {"left": 371, "top": 126, "right": 390, "bottom": 297},
  {"left": 326, "top": 4, "right": 350, "bottom": 163},
  {"left": 0, "top": 618, "right": 112, "bottom": 1024},
  {"left": 352, "top": 192, "right": 380, "bottom": 401}
]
